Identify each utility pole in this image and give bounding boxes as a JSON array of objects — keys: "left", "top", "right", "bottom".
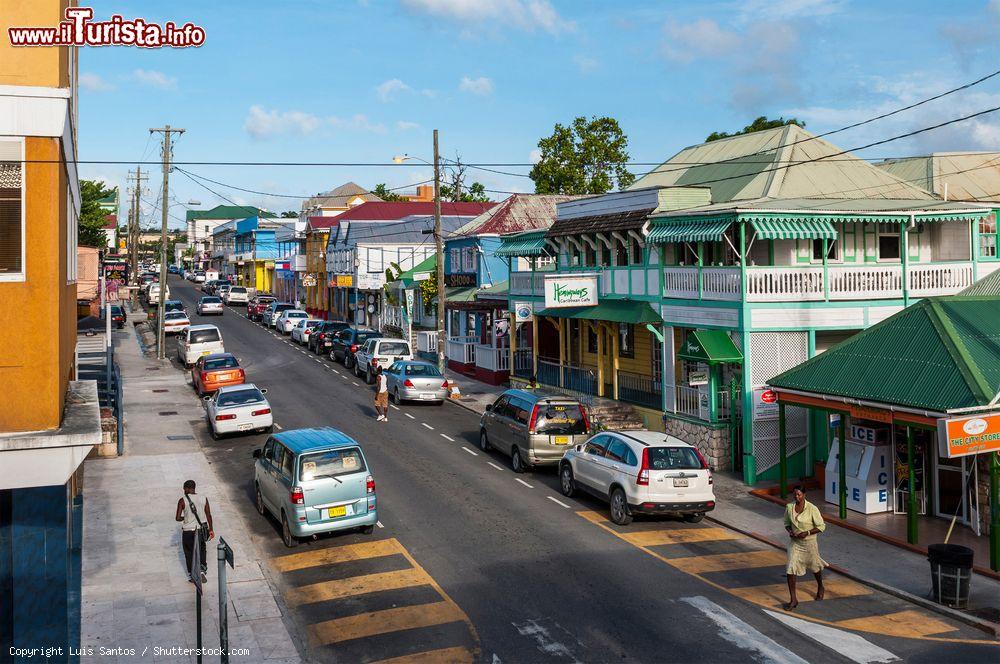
[
  {"left": 150, "top": 125, "right": 185, "bottom": 359},
  {"left": 126, "top": 167, "right": 146, "bottom": 309},
  {"left": 433, "top": 129, "right": 445, "bottom": 374}
]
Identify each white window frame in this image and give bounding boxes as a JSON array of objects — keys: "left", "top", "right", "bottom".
[
  {"left": 876, "top": 222, "right": 902, "bottom": 263},
  {"left": 67, "top": 189, "right": 77, "bottom": 284},
  {"left": 463, "top": 246, "right": 476, "bottom": 273},
  {"left": 0, "top": 138, "right": 26, "bottom": 282}
]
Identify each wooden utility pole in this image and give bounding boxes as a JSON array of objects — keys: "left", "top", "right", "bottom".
[
  {"left": 127, "top": 167, "right": 147, "bottom": 308},
  {"left": 434, "top": 129, "right": 445, "bottom": 373},
  {"left": 149, "top": 125, "right": 185, "bottom": 359}
]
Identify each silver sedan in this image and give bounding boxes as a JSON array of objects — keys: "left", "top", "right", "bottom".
[
  {"left": 197, "top": 296, "right": 224, "bottom": 315},
  {"left": 384, "top": 361, "right": 449, "bottom": 405}
]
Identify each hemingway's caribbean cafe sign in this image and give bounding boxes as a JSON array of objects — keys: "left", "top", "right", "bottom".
[
  {"left": 938, "top": 411, "right": 1000, "bottom": 458},
  {"left": 544, "top": 274, "right": 598, "bottom": 309}
]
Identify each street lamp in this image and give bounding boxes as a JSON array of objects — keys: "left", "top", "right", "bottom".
[{"left": 392, "top": 130, "right": 445, "bottom": 373}]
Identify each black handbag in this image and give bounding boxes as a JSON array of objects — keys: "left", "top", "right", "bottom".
[{"left": 186, "top": 494, "right": 211, "bottom": 541}]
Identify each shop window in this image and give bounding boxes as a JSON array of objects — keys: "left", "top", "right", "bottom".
[
  {"left": 877, "top": 223, "right": 901, "bottom": 261},
  {"left": 980, "top": 214, "right": 997, "bottom": 258},
  {"left": 0, "top": 145, "right": 23, "bottom": 279},
  {"left": 618, "top": 323, "right": 635, "bottom": 358},
  {"left": 535, "top": 254, "right": 556, "bottom": 270}
]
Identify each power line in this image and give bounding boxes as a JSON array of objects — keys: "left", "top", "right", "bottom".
[{"left": 175, "top": 167, "right": 434, "bottom": 199}]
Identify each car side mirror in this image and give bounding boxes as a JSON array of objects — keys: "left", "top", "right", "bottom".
[
  {"left": 575, "top": 444, "right": 583, "bottom": 452},
  {"left": 260, "top": 388, "right": 268, "bottom": 394},
  {"left": 252, "top": 449, "right": 261, "bottom": 459},
  {"left": 484, "top": 404, "right": 492, "bottom": 411},
  {"left": 203, "top": 395, "right": 211, "bottom": 401}
]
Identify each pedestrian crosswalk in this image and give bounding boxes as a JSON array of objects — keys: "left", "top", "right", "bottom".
[
  {"left": 578, "top": 510, "right": 995, "bottom": 645},
  {"left": 271, "top": 538, "right": 478, "bottom": 662}
]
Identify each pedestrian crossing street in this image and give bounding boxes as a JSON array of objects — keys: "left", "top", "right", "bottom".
[
  {"left": 578, "top": 511, "right": 996, "bottom": 646},
  {"left": 271, "top": 538, "right": 479, "bottom": 663}
]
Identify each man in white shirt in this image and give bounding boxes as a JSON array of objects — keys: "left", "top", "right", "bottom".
[
  {"left": 374, "top": 365, "right": 389, "bottom": 422},
  {"left": 174, "top": 480, "right": 214, "bottom": 584}
]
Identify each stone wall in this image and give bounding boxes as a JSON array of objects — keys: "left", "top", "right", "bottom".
[{"left": 663, "top": 416, "right": 732, "bottom": 471}]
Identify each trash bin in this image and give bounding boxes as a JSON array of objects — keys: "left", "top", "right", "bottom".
[{"left": 928, "top": 543, "right": 974, "bottom": 608}]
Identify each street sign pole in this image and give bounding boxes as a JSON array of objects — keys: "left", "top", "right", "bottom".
[
  {"left": 191, "top": 529, "right": 203, "bottom": 664},
  {"left": 218, "top": 538, "right": 234, "bottom": 663}
]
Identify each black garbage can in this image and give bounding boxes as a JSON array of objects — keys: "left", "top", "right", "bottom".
[{"left": 928, "top": 543, "right": 974, "bottom": 608}]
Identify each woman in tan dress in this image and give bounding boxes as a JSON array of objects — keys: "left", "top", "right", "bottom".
[{"left": 784, "top": 485, "right": 827, "bottom": 610}]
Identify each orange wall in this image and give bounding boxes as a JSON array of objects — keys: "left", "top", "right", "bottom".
[
  {"left": 0, "top": 1, "right": 72, "bottom": 88},
  {"left": 0, "top": 137, "right": 76, "bottom": 431}
]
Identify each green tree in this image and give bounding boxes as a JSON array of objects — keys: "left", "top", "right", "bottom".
[
  {"left": 371, "top": 183, "right": 406, "bottom": 201},
  {"left": 440, "top": 181, "right": 489, "bottom": 202},
  {"left": 529, "top": 116, "right": 635, "bottom": 195},
  {"left": 705, "top": 116, "right": 805, "bottom": 142},
  {"left": 280, "top": 210, "right": 298, "bottom": 218},
  {"left": 78, "top": 179, "right": 116, "bottom": 248}
]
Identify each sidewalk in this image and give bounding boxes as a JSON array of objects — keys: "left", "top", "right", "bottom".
[{"left": 80, "top": 317, "right": 301, "bottom": 663}]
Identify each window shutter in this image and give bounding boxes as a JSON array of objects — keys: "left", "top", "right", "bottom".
[{"left": 0, "top": 158, "right": 22, "bottom": 275}]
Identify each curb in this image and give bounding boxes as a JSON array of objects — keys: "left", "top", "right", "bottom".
[
  {"left": 705, "top": 514, "right": 1000, "bottom": 639},
  {"left": 445, "top": 396, "right": 487, "bottom": 417}
]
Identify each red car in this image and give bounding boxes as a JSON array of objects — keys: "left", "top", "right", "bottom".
[{"left": 247, "top": 296, "right": 276, "bottom": 322}]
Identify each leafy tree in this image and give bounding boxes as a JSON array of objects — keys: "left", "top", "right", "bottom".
[
  {"left": 280, "top": 210, "right": 298, "bottom": 218},
  {"left": 78, "top": 179, "right": 116, "bottom": 248},
  {"left": 419, "top": 270, "right": 438, "bottom": 306},
  {"left": 371, "top": 183, "right": 406, "bottom": 202},
  {"left": 705, "top": 116, "right": 805, "bottom": 142},
  {"left": 529, "top": 116, "right": 635, "bottom": 195},
  {"left": 441, "top": 181, "right": 489, "bottom": 202}
]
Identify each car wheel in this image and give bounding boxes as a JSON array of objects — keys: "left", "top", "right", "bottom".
[
  {"left": 210, "top": 425, "right": 220, "bottom": 441},
  {"left": 609, "top": 487, "right": 633, "bottom": 526},
  {"left": 255, "top": 484, "right": 266, "bottom": 516},
  {"left": 263, "top": 425, "right": 274, "bottom": 434},
  {"left": 361, "top": 525, "right": 375, "bottom": 535},
  {"left": 511, "top": 446, "right": 525, "bottom": 473},
  {"left": 391, "top": 388, "right": 400, "bottom": 405},
  {"left": 281, "top": 512, "right": 298, "bottom": 548},
  {"left": 560, "top": 464, "right": 576, "bottom": 497},
  {"left": 683, "top": 513, "right": 704, "bottom": 524},
  {"left": 479, "top": 430, "right": 490, "bottom": 451}
]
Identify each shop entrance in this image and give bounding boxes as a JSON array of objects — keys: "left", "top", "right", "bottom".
[
  {"left": 892, "top": 425, "right": 928, "bottom": 516},
  {"left": 933, "top": 454, "right": 981, "bottom": 535}
]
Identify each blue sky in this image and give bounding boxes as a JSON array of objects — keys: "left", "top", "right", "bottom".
[{"left": 76, "top": 0, "right": 1000, "bottom": 229}]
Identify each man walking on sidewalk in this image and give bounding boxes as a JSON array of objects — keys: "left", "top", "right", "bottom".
[
  {"left": 175, "top": 480, "right": 214, "bottom": 584},
  {"left": 374, "top": 365, "right": 389, "bottom": 422}
]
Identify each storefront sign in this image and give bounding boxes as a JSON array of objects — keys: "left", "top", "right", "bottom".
[
  {"left": 938, "top": 411, "right": 1000, "bottom": 458},
  {"left": 445, "top": 272, "right": 477, "bottom": 287},
  {"left": 334, "top": 274, "right": 353, "bottom": 288},
  {"left": 302, "top": 273, "right": 317, "bottom": 288},
  {"left": 544, "top": 274, "right": 598, "bottom": 308},
  {"left": 753, "top": 388, "right": 779, "bottom": 419},
  {"left": 413, "top": 271, "right": 432, "bottom": 282},
  {"left": 688, "top": 371, "right": 709, "bottom": 387},
  {"left": 514, "top": 302, "right": 533, "bottom": 322},
  {"left": 848, "top": 405, "right": 893, "bottom": 424}
]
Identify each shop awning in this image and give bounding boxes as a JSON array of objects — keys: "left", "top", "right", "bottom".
[
  {"left": 749, "top": 217, "right": 837, "bottom": 241},
  {"left": 435, "top": 286, "right": 478, "bottom": 305},
  {"left": 396, "top": 255, "right": 436, "bottom": 287},
  {"left": 676, "top": 330, "right": 743, "bottom": 364},
  {"left": 495, "top": 229, "right": 550, "bottom": 257},
  {"left": 537, "top": 300, "right": 661, "bottom": 324},
  {"left": 646, "top": 217, "right": 732, "bottom": 244}
]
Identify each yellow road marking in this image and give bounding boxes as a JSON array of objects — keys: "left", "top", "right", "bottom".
[
  {"left": 729, "top": 578, "right": 871, "bottom": 607},
  {"left": 835, "top": 610, "right": 959, "bottom": 638},
  {"left": 370, "top": 646, "right": 475, "bottom": 664},
  {"left": 285, "top": 567, "right": 430, "bottom": 607},
  {"left": 309, "top": 601, "right": 466, "bottom": 646},
  {"left": 271, "top": 538, "right": 402, "bottom": 572},
  {"left": 577, "top": 510, "right": 607, "bottom": 524},
  {"left": 669, "top": 550, "right": 787, "bottom": 574},
  {"left": 621, "top": 527, "right": 739, "bottom": 547}
]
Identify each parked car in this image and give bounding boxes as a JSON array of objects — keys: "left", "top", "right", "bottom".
[
  {"left": 480, "top": 390, "right": 591, "bottom": 473},
  {"left": 248, "top": 296, "right": 277, "bottom": 322},
  {"left": 559, "top": 430, "right": 716, "bottom": 526},
  {"left": 308, "top": 320, "right": 351, "bottom": 355},
  {"left": 354, "top": 337, "right": 414, "bottom": 383},
  {"left": 217, "top": 283, "right": 233, "bottom": 301},
  {"left": 147, "top": 298, "right": 186, "bottom": 322},
  {"left": 193, "top": 271, "right": 206, "bottom": 283},
  {"left": 276, "top": 309, "right": 309, "bottom": 334},
  {"left": 252, "top": 428, "right": 377, "bottom": 547},
  {"left": 224, "top": 286, "right": 250, "bottom": 305},
  {"left": 162, "top": 311, "right": 191, "bottom": 336},
  {"left": 109, "top": 304, "right": 126, "bottom": 329},
  {"left": 384, "top": 361, "right": 449, "bottom": 405},
  {"left": 145, "top": 282, "right": 170, "bottom": 303},
  {"left": 291, "top": 319, "right": 322, "bottom": 345},
  {"left": 265, "top": 303, "right": 296, "bottom": 329},
  {"left": 197, "top": 296, "right": 224, "bottom": 316},
  {"left": 206, "top": 383, "right": 272, "bottom": 440},
  {"left": 177, "top": 324, "right": 224, "bottom": 368},
  {"left": 330, "top": 328, "right": 381, "bottom": 368},
  {"left": 191, "top": 352, "right": 245, "bottom": 395}
]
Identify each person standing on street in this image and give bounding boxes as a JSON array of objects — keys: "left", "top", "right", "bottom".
[
  {"left": 374, "top": 365, "right": 389, "bottom": 422},
  {"left": 175, "top": 480, "right": 214, "bottom": 584},
  {"left": 784, "top": 485, "right": 827, "bottom": 610}
]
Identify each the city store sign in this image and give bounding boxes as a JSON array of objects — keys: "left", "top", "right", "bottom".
[
  {"left": 544, "top": 274, "right": 598, "bottom": 308},
  {"left": 938, "top": 411, "right": 1000, "bottom": 458}
]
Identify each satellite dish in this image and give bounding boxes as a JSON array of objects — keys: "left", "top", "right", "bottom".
[
  {"left": 367, "top": 294, "right": 375, "bottom": 304},
  {"left": 367, "top": 304, "right": 375, "bottom": 314}
]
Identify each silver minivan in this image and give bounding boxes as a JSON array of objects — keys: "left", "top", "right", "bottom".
[
  {"left": 252, "top": 428, "right": 377, "bottom": 547},
  {"left": 176, "top": 324, "right": 224, "bottom": 368},
  {"left": 479, "top": 389, "right": 592, "bottom": 473}
]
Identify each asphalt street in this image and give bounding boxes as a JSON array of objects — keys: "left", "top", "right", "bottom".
[{"left": 164, "top": 276, "right": 999, "bottom": 664}]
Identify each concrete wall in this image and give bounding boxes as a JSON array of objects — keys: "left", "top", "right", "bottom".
[{"left": 0, "top": 1, "right": 72, "bottom": 88}]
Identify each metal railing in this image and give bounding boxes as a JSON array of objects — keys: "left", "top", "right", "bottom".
[
  {"left": 617, "top": 370, "right": 661, "bottom": 409},
  {"left": 445, "top": 336, "right": 478, "bottom": 365},
  {"left": 416, "top": 330, "right": 438, "bottom": 353},
  {"left": 513, "top": 349, "right": 533, "bottom": 378},
  {"left": 674, "top": 385, "right": 703, "bottom": 419},
  {"left": 475, "top": 345, "right": 510, "bottom": 372}
]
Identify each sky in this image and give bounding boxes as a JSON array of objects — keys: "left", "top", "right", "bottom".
[{"left": 74, "top": 0, "right": 1000, "bottom": 230}]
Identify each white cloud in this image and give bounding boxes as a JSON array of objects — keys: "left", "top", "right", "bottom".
[
  {"left": 529, "top": 148, "right": 542, "bottom": 164},
  {"left": 662, "top": 19, "right": 739, "bottom": 64},
  {"left": 132, "top": 68, "right": 177, "bottom": 90},
  {"left": 79, "top": 72, "right": 115, "bottom": 92},
  {"left": 376, "top": 78, "right": 413, "bottom": 102},
  {"left": 244, "top": 106, "right": 322, "bottom": 139},
  {"left": 573, "top": 54, "right": 598, "bottom": 74},
  {"left": 736, "top": 0, "right": 844, "bottom": 21},
  {"left": 400, "top": 0, "right": 573, "bottom": 35},
  {"left": 330, "top": 114, "right": 387, "bottom": 134},
  {"left": 459, "top": 75, "right": 494, "bottom": 96},
  {"left": 396, "top": 120, "right": 420, "bottom": 131}
]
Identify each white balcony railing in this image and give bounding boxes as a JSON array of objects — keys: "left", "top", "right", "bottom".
[
  {"left": 445, "top": 336, "right": 478, "bottom": 365},
  {"left": 416, "top": 330, "right": 438, "bottom": 353},
  {"left": 475, "top": 345, "right": 510, "bottom": 372},
  {"left": 907, "top": 262, "right": 974, "bottom": 296},
  {"left": 747, "top": 266, "right": 824, "bottom": 301},
  {"left": 827, "top": 265, "right": 901, "bottom": 300},
  {"left": 510, "top": 271, "right": 545, "bottom": 296}
]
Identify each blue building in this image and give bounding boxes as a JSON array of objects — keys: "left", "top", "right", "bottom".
[{"left": 234, "top": 217, "right": 281, "bottom": 292}]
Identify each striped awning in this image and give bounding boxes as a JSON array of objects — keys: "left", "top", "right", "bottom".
[
  {"left": 647, "top": 217, "right": 732, "bottom": 244},
  {"left": 495, "top": 229, "right": 550, "bottom": 257},
  {"left": 749, "top": 217, "right": 837, "bottom": 241}
]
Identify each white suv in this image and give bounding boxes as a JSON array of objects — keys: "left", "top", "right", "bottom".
[
  {"left": 559, "top": 430, "right": 715, "bottom": 526},
  {"left": 354, "top": 338, "right": 413, "bottom": 384}
]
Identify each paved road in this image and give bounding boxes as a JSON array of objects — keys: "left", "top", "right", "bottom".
[{"left": 165, "top": 277, "right": 999, "bottom": 664}]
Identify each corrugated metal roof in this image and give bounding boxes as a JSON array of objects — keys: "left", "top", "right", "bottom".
[
  {"left": 630, "top": 125, "right": 934, "bottom": 204},
  {"left": 548, "top": 208, "right": 654, "bottom": 237},
  {"left": 769, "top": 296, "right": 1000, "bottom": 411},
  {"left": 186, "top": 205, "right": 277, "bottom": 221},
  {"left": 960, "top": 268, "right": 1000, "bottom": 296},
  {"left": 495, "top": 229, "right": 550, "bottom": 257},
  {"left": 652, "top": 197, "right": 992, "bottom": 220},
  {"left": 453, "top": 194, "right": 581, "bottom": 236},
  {"left": 330, "top": 216, "right": 468, "bottom": 247},
  {"left": 877, "top": 153, "right": 1000, "bottom": 203},
  {"left": 300, "top": 182, "right": 382, "bottom": 212}
]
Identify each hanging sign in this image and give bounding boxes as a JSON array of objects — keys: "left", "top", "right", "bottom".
[
  {"left": 688, "top": 371, "right": 709, "bottom": 386},
  {"left": 514, "top": 302, "right": 533, "bottom": 323},
  {"left": 938, "top": 412, "right": 1000, "bottom": 458},
  {"left": 544, "top": 274, "right": 598, "bottom": 308},
  {"left": 302, "top": 273, "right": 317, "bottom": 287}
]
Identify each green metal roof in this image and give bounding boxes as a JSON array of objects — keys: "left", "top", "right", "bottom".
[
  {"left": 537, "top": 300, "right": 661, "bottom": 324},
  {"left": 495, "top": 229, "right": 550, "bottom": 257},
  {"left": 769, "top": 296, "right": 1000, "bottom": 412},
  {"left": 477, "top": 280, "right": 509, "bottom": 300},
  {"left": 750, "top": 216, "right": 837, "bottom": 241},
  {"left": 959, "top": 269, "right": 1000, "bottom": 296},
  {"left": 396, "top": 255, "right": 436, "bottom": 287},
  {"left": 647, "top": 216, "right": 732, "bottom": 244},
  {"left": 677, "top": 330, "right": 743, "bottom": 364},
  {"left": 186, "top": 205, "right": 277, "bottom": 222}
]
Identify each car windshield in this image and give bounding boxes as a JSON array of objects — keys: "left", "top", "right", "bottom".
[
  {"left": 403, "top": 364, "right": 441, "bottom": 377},
  {"left": 304, "top": 320, "right": 321, "bottom": 328},
  {"left": 647, "top": 447, "right": 703, "bottom": 471},
  {"left": 286, "top": 312, "right": 307, "bottom": 318},
  {"left": 110, "top": 306, "right": 123, "bottom": 315},
  {"left": 533, "top": 404, "right": 587, "bottom": 435},
  {"left": 217, "top": 388, "right": 263, "bottom": 407},
  {"left": 165, "top": 302, "right": 184, "bottom": 311},
  {"left": 202, "top": 297, "right": 221, "bottom": 304},
  {"left": 230, "top": 287, "right": 247, "bottom": 293},
  {"left": 356, "top": 332, "right": 379, "bottom": 343},
  {"left": 165, "top": 312, "right": 187, "bottom": 320},
  {"left": 379, "top": 342, "right": 410, "bottom": 355},
  {"left": 299, "top": 448, "right": 367, "bottom": 481},
  {"left": 189, "top": 329, "right": 220, "bottom": 344},
  {"left": 275, "top": 304, "right": 294, "bottom": 311},
  {"left": 204, "top": 356, "right": 239, "bottom": 370}
]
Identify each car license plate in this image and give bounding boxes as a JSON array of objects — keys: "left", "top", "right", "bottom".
[
  {"left": 420, "top": 393, "right": 435, "bottom": 400},
  {"left": 237, "top": 423, "right": 252, "bottom": 431},
  {"left": 201, "top": 350, "right": 211, "bottom": 356},
  {"left": 673, "top": 478, "right": 689, "bottom": 487},
  {"left": 553, "top": 436, "right": 569, "bottom": 445},
  {"left": 328, "top": 506, "right": 347, "bottom": 518}
]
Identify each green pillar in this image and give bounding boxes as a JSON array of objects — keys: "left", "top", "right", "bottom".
[
  {"left": 696, "top": 241, "right": 704, "bottom": 300},
  {"left": 990, "top": 451, "right": 999, "bottom": 572},
  {"left": 708, "top": 364, "right": 720, "bottom": 423},
  {"left": 822, "top": 238, "right": 829, "bottom": 301},
  {"left": 907, "top": 425, "right": 919, "bottom": 545},
  {"left": 838, "top": 413, "right": 848, "bottom": 519},
  {"left": 901, "top": 220, "right": 910, "bottom": 307},
  {"left": 778, "top": 401, "right": 787, "bottom": 500}
]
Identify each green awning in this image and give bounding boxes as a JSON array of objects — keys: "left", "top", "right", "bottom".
[
  {"left": 495, "top": 229, "right": 550, "bottom": 257},
  {"left": 647, "top": 217, "right": 732, "bottom": 244},
  {"left": 537, "top": 300, "right": 661, "bottom": 324},
  {"left": 397, "top": 255, "right": 436, "bottom": 287},
  {"left": 435, "top": 286, "right": 478, "bottom": 304},
  {"left": 750, "top": 217, "right": 837, "bottom": 241},
  {"left": 677, "top": 330, "right": 743, "bottom": 364}
]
